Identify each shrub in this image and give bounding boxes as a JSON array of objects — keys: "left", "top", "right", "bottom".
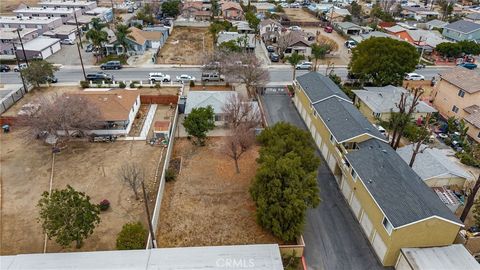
[
  {"left": 457, "top": 152, "right": 480, "bottom": 168},
  {"left": 99, "top": 199, "right": 110, "bottom": 211},
  {"left": 189, "top": 80, "right": 195, "bottom": 87},
  {"left": 155, "top": 83, "right": 161, "bottom": 89},
  {"left": 165, "top": 168, "right": 176, "bottom": 182},
  {"left": 116, "top": 222, "right": 148, "bottom": 250},
  {"left": 130, "top": 81, "right": 139, "bottom": 88},
  {"left": 80, "top": 80, "right": 89, "bottom": 88},
  {"left": 119, "top": 82, "right": 126, "bottom": 88}
]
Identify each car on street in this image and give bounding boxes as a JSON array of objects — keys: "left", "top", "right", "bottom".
[
  {"left": 85, "top": 43, "right": 94, "bottom": 52},
  {"left": 404, "top": 73, "right": 425, "bottom": 81},
  {"left": 280, "top": 3, "right": 289, "bottom": 8},
  {"left": 13, "top": 63, "right": 28, "bottom": 72},
  {"left": 324, "top": 25, "right": 333, "bottom": 33},
  {"left": 60, "top": 38, "right": 75, "bottom": 45},
  {"left": 295, "top": 61, "right": 313, "bottom": 70},
  {"left": 86, "top": 72, "right": 113, "bottom": 82},
  {"left": 176, "top": 74, "right": 196, "bottom": 83},
  {"left": 290, "top": 3, "right": 300, "bottom": 8},
  {"left": 288, "top": 26, "right": 302, "bottom": 31},
  {"left": 149, "top": 72, "right": 171, "bottom": 82},
  {"left": 44, "top": 76, "right": 58, "bottom": 83},
  {"left": 100, "top": 61, "right": 122, "bottom": 70},
  {"left": 270, "top": 52, "right": 279, "bottom": 62},
  {"left": 266, "top": 45, "right": 275, "bottom": 53},
  {"left": 0, "top": 64, "right": 11, "bottom": 72},
  {"left": 457, "top": 62, "right": 477, "bottom": 70},
  {"left": 415, "top": 63, "right": 425, "bottom": 69},
  {"left": 344, "top": 40, "right": 357, "bottom": 49},
  {"left": 201, "top": 72, "right": 224, "bottom": 82}
]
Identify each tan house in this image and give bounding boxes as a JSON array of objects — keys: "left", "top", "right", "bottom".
[
  {"left": 293, "top": 72, "right": 463, "bottom": 267},
  {"left": 432, "top": 67, "right": 480, "bottom": 142},
  {"left": 353, "top": 85, "right": 436, "bottom": 123}
]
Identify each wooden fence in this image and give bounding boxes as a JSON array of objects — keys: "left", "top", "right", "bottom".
[{"left": 140, "top": 95, "right": 178, "bottom": 105}]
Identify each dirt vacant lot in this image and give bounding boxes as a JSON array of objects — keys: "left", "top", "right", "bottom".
[
  {"left": 157, "top": 27, "right": 213, "bottom": 65},
  {"left": 157, "top": 138, "right": 281, "bottom": 247},
  {"left": 0, "top": 132, "right": 164, "bottom": 255},
  {"left": 284, "top": 8, "right": 320, "bottom": 23}
]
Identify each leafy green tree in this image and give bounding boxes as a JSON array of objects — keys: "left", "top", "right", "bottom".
[
  {"left": 473, "top": 198, "right": 480, "bottom": 227},
  {"left": 251, "top": 122, "right": 320, "bottom": 241},
  {"left": 458, "top": 40, "right": 480, "bottom": 55},
  {"left": 349, "top": 37, "right": 419, "bottom": 86},
  {"left": 311, "top": 43, "right": 331, "bottom": 71},
  {"left": 116, "top": 222, "right": 148, "bottom": 250},
  {"left": 161, "top": 0, "right": 181, "bottom": 17},
  {"left": 37, "top": 185, "right": 100, "bottom": 248},
  {"left": 21, "top": 60, "right": 59, "bottom": 87},
  {"left": 211, "top": 0, "right": 220, "bottom": 17},
  {"left": 90, "top": 17, "right": 105, "bottom": 31},
  {"left": 183, "top": 106, "right": 215, "bottom": 145},
  {"left": 438, "top": 0, "right": 454, "bottom": 20},
  {"left": 286, "top": 52, "right": 304, "bottom": 81},
  {"left": 136, "top": 4, "right": 155, "bottom": 25},
  {"left": 245, "top": 11, "right": 260, "bottom": 33},
  {"left": 370, "top": 4, "right": 395, "bottom": 22},
  {"left": 343, "top": 15, "right": 352, "bottom": 22},
  {"left": 435, "top": 42, "right": 462, "bottom": 58},
  {"left": 350, "top": 1, "right": 362, "bottom": 19},
  {"left": 115, "top": 24, "right": 132, "bottom": 55},
  {"left": 86, "top": 28, "right": 108, "bottom": 61},
  {"left": 209, "top": 20, "right": 232, "bottom": 43}
]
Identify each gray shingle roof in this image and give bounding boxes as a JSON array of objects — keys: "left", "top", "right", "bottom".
[
  {"left": 397, "top": 145, "right": 472, "bottom": 181},
  {"left": 466, "top": 13, "right": 480, "bottom": 21},
  {"left": 296, "top": 72, "right": 350, "bottom": 102},
  {"left": 444, "top": 20, "right": 480, "bottom": 34},
  {"left": 313, "top": 97, "right": 386, "bottom": 142},
  {"left": 185, "top": 91, "right": 235, "bottom": 114},
  {"left": 352, "top": 85, "right": 437, "bottom": 114},
  {"left": 346, "top": 139, "right": 462, "bottom": 227}
]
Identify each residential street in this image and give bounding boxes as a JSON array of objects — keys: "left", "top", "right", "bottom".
[{"left": 260, "top": 92, "right": 390, "bottom": 270}]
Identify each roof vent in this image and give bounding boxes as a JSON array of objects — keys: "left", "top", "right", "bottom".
[
  {"left": 382, "top": 149, "right": 387, "bottom": 153},
  {"left": 368, "top": 179, "right": 373, "bottom": 184}
]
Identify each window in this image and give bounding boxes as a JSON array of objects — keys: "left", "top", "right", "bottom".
[
  {"left": 458, "top": 90, "right": 465, "bottom": 98},
  {"left": 373, "top": 112, "right": 381, "bottom": 118},
  {"left": 382, "top": 217, "right": 393, "bottom": 235},
  {"left": 478, "top": 131, "right": 480, "bottom": 139},
  {"left": 329, "top": 134, "right": 335, "bottom": 143},
  {"left": 313, "top": 110, "right": 317, "bottom": 117},
  {"left": 214, "top": 114, "right": 221, "bottom": 121},
  {"left": 351, "top": 168, "right": 357, "bottom": 180},
  {"left": 452, "top": 105, "right": 459, "bottom": 113}
]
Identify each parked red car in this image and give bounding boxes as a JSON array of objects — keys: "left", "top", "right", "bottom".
[{"left": 324, "top": 26, "right": 333, "bottom": 33}]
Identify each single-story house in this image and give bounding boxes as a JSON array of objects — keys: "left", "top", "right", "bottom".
[
  {"left": 43, "top": 24, "right": 77, "bottom": 41},
  {"left": 396, "top": 144, "right": 472, "bottom": 188},
  {"left": 220, "top": 1, "right": 243, "bottom": 21},
  {"left": 15, "top": 36, "right": 61, "bottom": 60},
  {"left": 442, "top": 20, "right": 480, "bottom": 42},
  {"left": 334, "top": 21, "right": 364, "bottom": 35},
  {"left": 329, "top": 7, "right": 351, "bottom": 22},
  {"left": 395, "top": 245, "right": 479, "bottom": 270},
  {"left": 251, "top": 2, "right": 276, "bottom": 13},
  {"left": 349, "top": 31, "right": 399, "bottom": 44},
  {"left": 181, "top": 1, "right": 203, "bottom": 19},
  {"left": 385, "top": 24, "right": 449, "bottom": 52},
  {"left": 71, "top": 90, "right": 140, "bottom": 136},
  {"left": 260, "top": 19, "right": 282, "bottom": 42},
  {"left": 217, "top": 31, "right": 256, "bottom": 51},
  {"left": 193, "top": 10, "right": 212, "bottom": 21},
  {"left": 465, "top": 12, "right": 480, "bottom": 23},
  {"left": 280, "top": 31, "right": 313, "bottom": 57},
  {"left": 231, "top": 21, "right": 254, "bottom": 34},
  {"left": 464, "top": 105, "right": 480, "bottom": 143},
  {"left": 353, "top": 85, "right": 437, "bottom": 122},
  {"left": 401, "top": 6, "right": 439, "bottom": 22},
  {"left": 0, "top": 28, "right": 38, "bottom": 57},
  {"left": 126, "top": 27, "right": 164, "bottom": 53},
  {"left": 184, "top": 91, "right": 235, "bottom": 123},
  {"left": 425, "top": 19, "right": 449, "bottom": 30}
]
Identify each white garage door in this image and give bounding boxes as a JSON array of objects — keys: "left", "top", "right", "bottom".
[
  {"left": 372, "top": 232, "right": 387, "bottom": 262},
  {"left": 350, "top": 194, "right": 362, "bottom": 219},
  {"left": 68, "top": 32, "right": 76, "bottom": 41},
  {"left": 321, "top": 144, "right": 329, "bottom": 160},
  {"left": 294, "top": 96, "right": 299, "bottom": 109},
  {"left": 360, "top": 211, "right": 373, "bottom": 239},
  {"left": 41, "top": 47, "right": 52, "bottom": 59},
  {"left": 309, "top": 120, "right": 315, "bottom": 135},
  {"left": 315, "top": 133, "right": 322, "bottom": 149},
  {"left": 301, "top": 107, "right": 307, "bottom": 121},
  {"left": 305, "top": 115, "right": 311, "bottom": 131},
  {"left": 395, "top": 253, "right": 412, "bottom": 270},
  {"left": 328, "top": 153, "right": 337, "bottom": 171},
  {"left": 341, "top": 180, "right": 352, "bottom": 202},
  {"left": 51, "top": 42, "right": 61, "bottom": 53}
]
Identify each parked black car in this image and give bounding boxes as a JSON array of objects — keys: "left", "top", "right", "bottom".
[
  {"left": 100, "top": 61, "right": 122, "bottom": 70},
  {"left": 44, "top": 76, "right": 58, "bottom": 83},
  {"left": 269, "top": 53, "right": 279, "bottom": 62},
  {"left": 0, "top": 64, "right": 11, "bottom": 72},
  {"left": 86, "top": 72, "right": 113, "bottom": 82}
]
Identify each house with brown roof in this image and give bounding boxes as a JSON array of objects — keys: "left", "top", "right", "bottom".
[
  {"left": 279, "top": 31, "right": 314, "bottom": 57},
  {"left": 126, "top": 27, "right": 165, "bottom": 53},
  {"left": 220, "top": 1, "right": 243, "bottom": 21},
  {"left": 432, "top": 67, "right": 480, "bottom": 142},
  {"left": 70, "top": 90, "right": 141, "bottom": 136}
]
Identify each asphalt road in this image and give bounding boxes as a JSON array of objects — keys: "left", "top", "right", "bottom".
[
  {"left": 259, "top": 92, "right": 390, "bottom": 270},
  {"left": 0, "top": 65, "right": 451, "bottom": 85}
]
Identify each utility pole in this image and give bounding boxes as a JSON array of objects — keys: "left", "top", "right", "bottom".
[
  {"left": 418, "top": 36, "right": 425, "bottom": 65},
  {"left": 142, "top": 181, "right": 156, "bottom": 248},
  {"left": 16, "top": 28, "right": 29, "bottom": 67},
  {"left": 13, "top": 41, "right": 28, "bottom": 93},
  {"left": 76, "top": 42, "right": 87, "bottom": 81},
  {"left": 73, "top": 9, "right": 83, "bottom": 49},
  {"left": 110, "top": 0, "right": 115, "bottom": 25}
]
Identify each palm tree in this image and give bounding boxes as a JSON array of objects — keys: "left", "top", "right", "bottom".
[
  {"left": 90, "top": 17, "right": 105, "bottom": 31},
  {"left": 115, "top": 24, "right": 132, "bottom": 55},
  {"left": 286, "top": 52, "right": 305, "bottom": 81},
  {"left": 311, "top": 44, "right": 331, "bottom": 71},
  {"left": 86, "top": 29, "right": 108, "bottom": 62}
]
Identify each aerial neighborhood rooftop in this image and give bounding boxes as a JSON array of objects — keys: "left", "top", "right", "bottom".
[{"left": 0, "top": 0, "right": 480, "bottom": 269}]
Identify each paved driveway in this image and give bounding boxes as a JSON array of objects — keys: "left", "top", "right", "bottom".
[{"left": 259, "top": 93, "right": 389, "bottom": 270}]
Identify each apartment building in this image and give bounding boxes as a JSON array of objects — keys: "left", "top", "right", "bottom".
[
  {"left": 0, "top": 28, "right": 38, "bottom": 56},
  {"left": 293, "top": 72, "right": 463, "bottom": 267},
  {"left": 37, "top": 0, "right": 97, "bottom": 11},
  {"left": 13, "top": 6, "right": 83, "bottom": 24},
  {"left": 0, "top": 16, "right": 63, "bottom": 34},
  {"left": 433, "top": 67, "right": 480, "bottom": 142}
]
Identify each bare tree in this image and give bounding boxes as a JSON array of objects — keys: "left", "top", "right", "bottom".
[
  {"left": 223, "top": 125, "right": 256, "bottom": 173},
  {"left": 389, "top": 88, "right": 424, "bottom": 150},
  {"left": 18, "top": 93, "right": 101, "bottom": 141},
  {"left": 222, "top": 94, "right": 261, "bottom": 129},
  {"left": 277, "top": 32, "right": 296, "bottom": 59},
  {"left": 224, "top": 53, "right": 269, "bottom": 98},
  {"left": 461, "top": 174, "right": 480, "bottom": 222},
  {"left": 408, "top": 115, "right": 432, "bottom": 167},
  {"left": 118, "top": 162, "right": 145, "bottom": 200}
]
